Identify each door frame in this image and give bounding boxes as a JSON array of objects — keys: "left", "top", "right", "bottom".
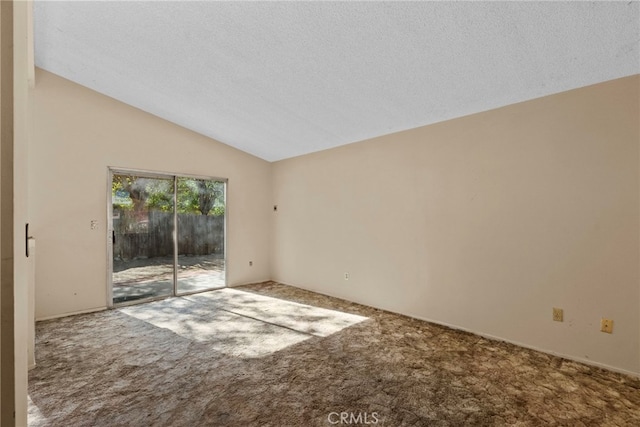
[{"left": 106, "top": 167, "right": 228, "bottom": 308}]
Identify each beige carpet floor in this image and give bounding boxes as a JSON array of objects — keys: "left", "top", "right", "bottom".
[{"left": 28, "top": 282, "right": 640, "bottom": 426}]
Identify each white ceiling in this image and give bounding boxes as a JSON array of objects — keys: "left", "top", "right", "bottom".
[{"left": 35, "top": 1, "right": 639, "bottom": 162}]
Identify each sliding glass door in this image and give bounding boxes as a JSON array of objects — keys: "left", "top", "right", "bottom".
[
  {"left": 111, "top": 174, "right": 174, "bottom": 304},
  {"left": 176, "top": 178, "right": 226, "bottom": 294},
  {"left": 109, "top": 170, "right": 226, "bottom": 306}
]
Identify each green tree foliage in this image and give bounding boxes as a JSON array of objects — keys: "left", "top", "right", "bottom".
[
  {"left": 112, "top": 175, "right": 151, "bottom": 213},
  {"left": 177, "top": 178, "right": 225, "bottom": 216},
  {"left": 112, "top": 175, "right": 225, "bottom": 216}
]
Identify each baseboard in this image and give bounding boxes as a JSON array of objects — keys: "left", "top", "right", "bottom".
[
  {"left": 407, "top": 313, "right": 640, "bottom": 379},
  {"left": 36, "top": 306, "right": 107, "bottom": 322},
  {"left": 274, "top": 280, "right": 640, "bottom": 379},
  {"left": 33, "top": 281, "right": 640, "bottom": 379},
  {"left": 229, "top": 278, "right": 272, "bottom": 288}
]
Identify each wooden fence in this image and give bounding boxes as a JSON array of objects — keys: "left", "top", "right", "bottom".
[{"left": 113, "top": 210, "right": 224, "bottom": 261}]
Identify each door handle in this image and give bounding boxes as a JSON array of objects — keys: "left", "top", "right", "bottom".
[{"left": 25, "top": 223, "right": 32, "bottom": 257}]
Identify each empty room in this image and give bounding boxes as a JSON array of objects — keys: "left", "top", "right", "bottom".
[{"left": 1, "top": 1, "right": 639, "bottom": 426}]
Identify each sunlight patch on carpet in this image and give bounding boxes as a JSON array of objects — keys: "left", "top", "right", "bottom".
[{"left": 119, "top": 289, "right": 367, "bottom": 358}]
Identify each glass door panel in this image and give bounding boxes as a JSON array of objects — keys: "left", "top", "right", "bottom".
[
  {"left": 176, "top": 178, "right": 226, "bottom": 294},
  {"left": 111, "top": 174, "right": 175, "bottom": 304}
]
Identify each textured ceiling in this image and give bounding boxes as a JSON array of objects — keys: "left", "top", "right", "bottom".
[{"left": 35, "top": 1, "right": 639, "bottom": 162}]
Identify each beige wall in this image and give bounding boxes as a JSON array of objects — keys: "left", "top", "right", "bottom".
[
  {"left": 2, "top": 1, "right": 31, "bottom": 425},
  {"left": 0, "top": 1, "right": 14, "bottom": 422},
  {"left": 31, "top": 69, "right": 272, "bottom": 320},
  {"left": 272, "top": 75, "right": 640, "bottom": 375},
  {"left": 13, "top": 2, "right": 32, "bottom": 425},
  {"left": 31, "top": 69, "right": 640, "bottom": 375}
]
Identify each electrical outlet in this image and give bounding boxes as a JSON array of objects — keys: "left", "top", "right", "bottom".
[
  {"left": 344, "top": 272, "right": 349, "bottom": 280},
  {"left": 600, "top": 318, "right": 614, "bottom": 334},
  {"left": 90, "top": 220, "right": 98, "bottom": 230},
  {"left": 553, "top": 308, "right": 563, "bottom": 322},
  {"left": 249, "top": 261, "right": 253, "bottom": 267}
]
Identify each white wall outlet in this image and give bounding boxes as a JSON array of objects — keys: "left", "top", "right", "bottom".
[
  {"left": 344, "top": 272, "right": 349, "bottom": 280},
  {"left": 249, "top": 261, "right": 253, "bottom": 266},
  {"left": 600, "top": 318, "right": 614, "bottom": 334},
  {"left": 552, "top": 307, "right": 563, "bottom": 322},
  {"left": 90, "top": 220, "right": 98, "bottom": 230}
]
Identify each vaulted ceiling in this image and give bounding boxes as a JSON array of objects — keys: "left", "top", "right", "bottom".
[{"left": 35, "top": 1, "right": 639, "bottom": 161}]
